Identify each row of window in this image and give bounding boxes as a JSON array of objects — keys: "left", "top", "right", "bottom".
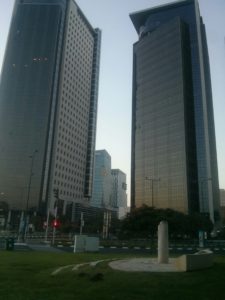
[{"left": 51, "top": 9, "right": 95, "bottom": 200}]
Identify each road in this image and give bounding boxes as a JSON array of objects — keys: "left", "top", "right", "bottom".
[
  {"left": 0, "top": 237, "right": 224, "bottom": 254},
  {"left": 11, "top": 241, "right": 225, "bottom": 255}
]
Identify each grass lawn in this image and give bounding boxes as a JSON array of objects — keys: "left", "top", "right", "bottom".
[{"left": 0, "top": 251, "right": 225, "bottom": 300}]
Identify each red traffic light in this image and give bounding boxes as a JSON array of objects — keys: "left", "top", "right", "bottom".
[{"left": 52, "top": 219, "right": 60, "bottom": 228}]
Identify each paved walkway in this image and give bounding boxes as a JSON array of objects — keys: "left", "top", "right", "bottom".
[{"left": 109, "top": 258, "right": 182, "bottom": 272}]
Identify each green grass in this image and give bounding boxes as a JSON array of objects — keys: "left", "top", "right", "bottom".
[{"left": 0, "top": 251, "right": 225, "bottom": 300}]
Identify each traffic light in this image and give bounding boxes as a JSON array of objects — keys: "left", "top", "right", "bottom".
[
  {"left": 52, "top": 219, "right": 60, "bottom": 228},
  {"left": 53, "top": 188, "right": 59, "bottom": 199}
]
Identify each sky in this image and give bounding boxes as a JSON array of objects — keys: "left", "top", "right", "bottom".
[{"left": 0, "top": 0, "right": 225, "bottom": 205}]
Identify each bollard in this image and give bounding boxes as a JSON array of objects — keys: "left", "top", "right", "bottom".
[{"left": 158, "top": 220, "right": 169, "bottom": 264}]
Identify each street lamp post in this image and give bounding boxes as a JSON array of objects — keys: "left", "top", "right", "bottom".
[
  {"left": 145, "top": 177, "right": 160, "bottom": 207},
  {"left": 52, "top": 188, "right": 59, "bottom": 245},
  {"left": 23, "top": 150, "right": 38, "bottom": 241}
]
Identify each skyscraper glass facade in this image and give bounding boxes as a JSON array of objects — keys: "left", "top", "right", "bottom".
[
  {"left": 91, "top": 151, "right": 128, "bottom": 218},
  {"left": 0, "top": 0, "right": 101, "bottom": 218},
  {"left": 130, "top": 0, "right": 220, "bottom": 222},
  {"left": 91, "top": 150, "right": 112, "bottom": 208},
  {"left": 111, "top": 169, "right": 127, "bottom": 216}
]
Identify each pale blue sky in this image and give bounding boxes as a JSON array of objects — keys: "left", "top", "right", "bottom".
[{"left": 0, "top": 0, "right": 224, "bottom": 204}]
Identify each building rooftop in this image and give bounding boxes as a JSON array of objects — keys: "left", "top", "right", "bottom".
[{"left": 130, "top": 0, "right": 195, "bottom": 33}]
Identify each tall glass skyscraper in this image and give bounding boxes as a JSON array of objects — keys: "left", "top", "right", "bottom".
[
  {"left": 130, "top": 0, "right": 220, "bottom": 223},
  {"left": 0, "top": 0, "right": 101, "bottom": 219},
  {"left": 111, "top": 169, "right": 127, "bottom": 218},
  {"left": 91, "top": 150, "right": 112, "bottom": 209}
]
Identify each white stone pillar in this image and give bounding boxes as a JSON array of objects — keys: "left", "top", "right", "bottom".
[{"left": 158, "top": 220, "right": 169, "bottom": 264}]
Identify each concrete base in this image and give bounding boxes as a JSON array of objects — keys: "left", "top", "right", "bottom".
[
  {"left": 109, "top": 258, "right": 181, "bottom": 272},
  {"left": 109, "top": 250, "right": 214, "bottom": 273},
  {"left": 175, "top": 249, "right": 214, "bottom": 271}
]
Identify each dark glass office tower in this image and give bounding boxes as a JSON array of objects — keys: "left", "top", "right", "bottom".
[
  {"left": 130, "top": 0, "right": 220, "bottom": 223},
  {"left": 0, "top": 0, "right": 101, "bottom": 220}
]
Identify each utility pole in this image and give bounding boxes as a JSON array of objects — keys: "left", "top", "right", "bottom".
[
  {"left": 52, "top": 188, "right": 59, "bottom": 245},
  {"left": 80, "top": 212, "right": 84, "bottom": 235},
  {"left": 103, "top": 211, "right": 106, "bottom": 239},
  {"left": 103, "top": 210, "right": 111, "bottom": 239},
  {"left": 22, "top": 150, "right": 38, "bottom": 242},
  {"left": 44, "top": 208, "right": 50, "bottom": 243}
]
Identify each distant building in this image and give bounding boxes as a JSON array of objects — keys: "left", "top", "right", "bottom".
[
  {"left": 91, "top": 150, "right": 113, "bottom": 209},
  {"left": 220, "top": 189, "right": 225, "bottom": 220},
  {"left": 111, "top": 169, "right": 128, "bottom": 218},
  {"left": 130, "top": 0, "right": 220, "bottom": 223},
  {"left": 0, "top": 0, "right": 101, "bottom": 221},
  {"left": 220, "top": 189, "right": 225, "bottom": 206},
  {"left": 91, "top": 150, "right": 128, "bottom": 218}
]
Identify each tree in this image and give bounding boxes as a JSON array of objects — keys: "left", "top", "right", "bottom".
[{"left": 119, "top": 205, "right": 213, "bottom": 239}]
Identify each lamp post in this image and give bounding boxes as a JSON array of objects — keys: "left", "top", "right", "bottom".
[
  {"left": 23, "top": 150, "right": 38, "bottom": 241},
  {"left": 145, "top": 177, "right": 160, "bottom": 207},
  {"left": 52, "top": 188, "right": 59, "bottom": 245}
]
